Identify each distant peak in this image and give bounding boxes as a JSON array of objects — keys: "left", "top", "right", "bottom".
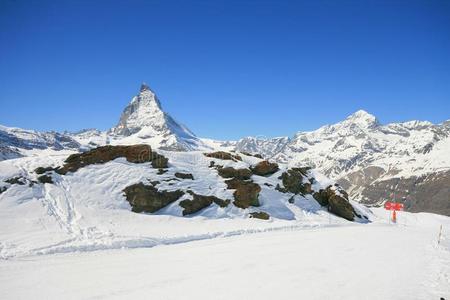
[
  {"left": 349, "top": 110, "right": 373, "bottom": 118},
  {"left": 140, "top": 82, "right": 151, "bottom": 92},
  {"left": 344, "top": 110, "right": 379, "bottom": 128}
]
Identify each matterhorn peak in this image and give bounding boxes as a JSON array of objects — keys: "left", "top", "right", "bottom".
[
  {"left": 109, "top": 83, "right": 202, "bottom": 150},
  {"left": 140, "top": 82, "right": 151, "bottom": 92}
]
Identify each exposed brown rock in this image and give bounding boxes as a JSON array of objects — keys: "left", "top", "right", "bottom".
[
  {"left": 56, "top": 145, "right": 168, "bottom": 174},
  {"left": 249, "top": 211, "right": 270, "bottom": 220},
  {"left": 35, "top": 166, "right": 56, "bottom": 174},
  {"left": 204, "top": 151, "right": 242, "bottom": 161},
  {"left": 225, "top": 178, "right": 261, "bottom": 208},
  {"left": 175, "top": 172, "right": 194, "bottom": 180},
  {"left": 157, "top": 168, "right": 168, "bottom": 175},
  {"left": 251, "top": 160, "right": 279, "bottom": 176},
  {"left": 313, "top": 186, "right": 355, "bottom": 221},
  {"left": 218, "top": 167, "right": 252, "bottom": 180},
  {"left": 123, "top": 182, "right": 184, "bottom": 213},
  {"left": 5, "top": 177, "right": 26, "bottom": 185},
  {"left": 328, "top": 194, "right": 355, "bottom": 221},
  {"left": 278, "top": 168, "right": 312, "bottom": 195},
  {"left": 179, "top": 191, "right": 230, "bottom": 215},
  {"left": 37, "top": 175, "right": 53, "bottom": 184}
]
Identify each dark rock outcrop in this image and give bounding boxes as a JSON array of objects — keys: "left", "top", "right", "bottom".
[
  {"left": 56, "top": 145, "right": 168, "bottom": 174},
  {"left": 328, "top": 193, "right": 355, "bottom": 221},
  {"left": 174, "top": 172, "right": 194, "bottom": 180},
  {"left": 251, "top": 160, "right": 279, "bottom": 176},
  {"left": 240, "top": 151, "right": 263, "bottom": 159},
  {"left": 157, "top": 168, "right": 168, "bottom": 175},
  {"left": 35, "top": 166, "right": 56, "bottom": 175},
  {"left": 179, "top": 191, "right": 230, "bottom": 215},
  {"left": 249, "top": 211, "right": 270, "bottom": 220},
  {"left": 37, "top": 175, "right": 53, "bottom": 184},
  {"left": 278, "top": 168, "right": 312, "bottom": 195},
  {"left": 217, "top": 167, "right": 252, "bottom": 180},
  {"left": 225, "top": 178, "right": 261, "bottom": 208},
  {"left": 313, "top": 186, "right": 355, "bottom": 221},
  {"left": 5, "top": 176, "right": 26, "bottom": 185},
  {"left": 204, "top": 151, "right": 242, "bottom": 161},
  {"left": 123, "top": 182, "right": 184, "bottom": 213}
]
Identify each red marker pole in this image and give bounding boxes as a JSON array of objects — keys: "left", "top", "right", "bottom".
[{"left": 384, "top": 202, "right": 404, "bottom": 224}]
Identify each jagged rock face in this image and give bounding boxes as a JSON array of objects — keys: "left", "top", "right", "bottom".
[
  {"left": 235, "top": 136, "right": 290, "bottom": 158},
  {"left": 109, "top": 84, "right": 201, "bottom": 151},
  {"left": 123, "top": 182, "right": 184, "bottom": 213}
]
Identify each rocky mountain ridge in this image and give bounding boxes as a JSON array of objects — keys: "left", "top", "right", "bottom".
[{"left": 1, "top": 85, "right": 449, "bottom": 215}]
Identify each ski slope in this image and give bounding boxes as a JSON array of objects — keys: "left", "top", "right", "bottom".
[{"left": 0, "top": 209, "right": 448, "bottom": 300}]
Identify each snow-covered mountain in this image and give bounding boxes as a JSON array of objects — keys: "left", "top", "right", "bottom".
[
  {"left": 109, "top": 83, "right": 205, "bottom": 151},
  {"left": 0, "top": 125, "right": 80, "bottom": 160},
  {"left": 1, "top": 85, "right": 448, "bottom": 215},
  {"left": 235, "top": 110, "right": 450, "bottom": 215},
  {"left": 0, "top": 84, "right": 208, "bottom": 156}
]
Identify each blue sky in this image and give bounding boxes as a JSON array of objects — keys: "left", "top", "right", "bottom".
[{"left": 0, "top": 0, "right": 449, "bottom": 140}]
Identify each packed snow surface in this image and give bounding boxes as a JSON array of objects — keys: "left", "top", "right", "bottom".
[{"left": 0, "top": 209, "right": 449, "bottom": 300}]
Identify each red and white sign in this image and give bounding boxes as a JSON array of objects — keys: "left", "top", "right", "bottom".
[{"left": 384, "top": 202, "right": 404, "bottom": 211}]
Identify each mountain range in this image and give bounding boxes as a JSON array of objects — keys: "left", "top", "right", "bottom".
[{"left": 1, "top": 83, "right": 449, "bottom": 215}]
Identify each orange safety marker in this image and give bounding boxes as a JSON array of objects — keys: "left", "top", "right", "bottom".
[{"left": 384, "top": 202, "right": 404, "bottom": 223}]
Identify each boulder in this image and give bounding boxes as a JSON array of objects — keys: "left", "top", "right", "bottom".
[
  {"left": 218, "top": 167, "right": 252, "bottom": 180},
  {"left": 35, "top": 166, "right": 56, "bottom": 174},
  {"left": 179, "top": 191, "right": 230, "bottom": 215},
  {"left": 249, "top": 211, "right": 270, "bottom": 220},
  {"left": 251, "top": 160, "right": 279, "bottom": 176},
  {"left": 204, "top": 151, "right": 242, "bottom": 161},
  {"left": 313, "top": 186, "right": 355, "bottom": 221},
  {"left": 328, "top": 194, "right": 355, "bottom": 221},
  {"left": 278, "top": 168, "right": 312, "bottom": 195},
  {"left": 56, "top": 145, "right": 168, "bottom": 174},
  {"left": 174, "top": 172, "right": 194, "bottom": 180},
  {"left": 123, "top": 182, "right": 184, "bottom": 213},
  {"left": 157, "top": 168, "right": 168, "bottom": 175},
  {"left": 37, "top": 175, "right": 53, "bottom": 184},
  {"left": 225, "top": 178, "right": 261, "bottom": 208}
]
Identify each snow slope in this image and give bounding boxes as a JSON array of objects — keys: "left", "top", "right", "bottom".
[
  {"left": 0, "top": 209, "right": 449, "bottom": 300},
  {"left": 0, "top": 149, "right": 368, "bottom": 259}
]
